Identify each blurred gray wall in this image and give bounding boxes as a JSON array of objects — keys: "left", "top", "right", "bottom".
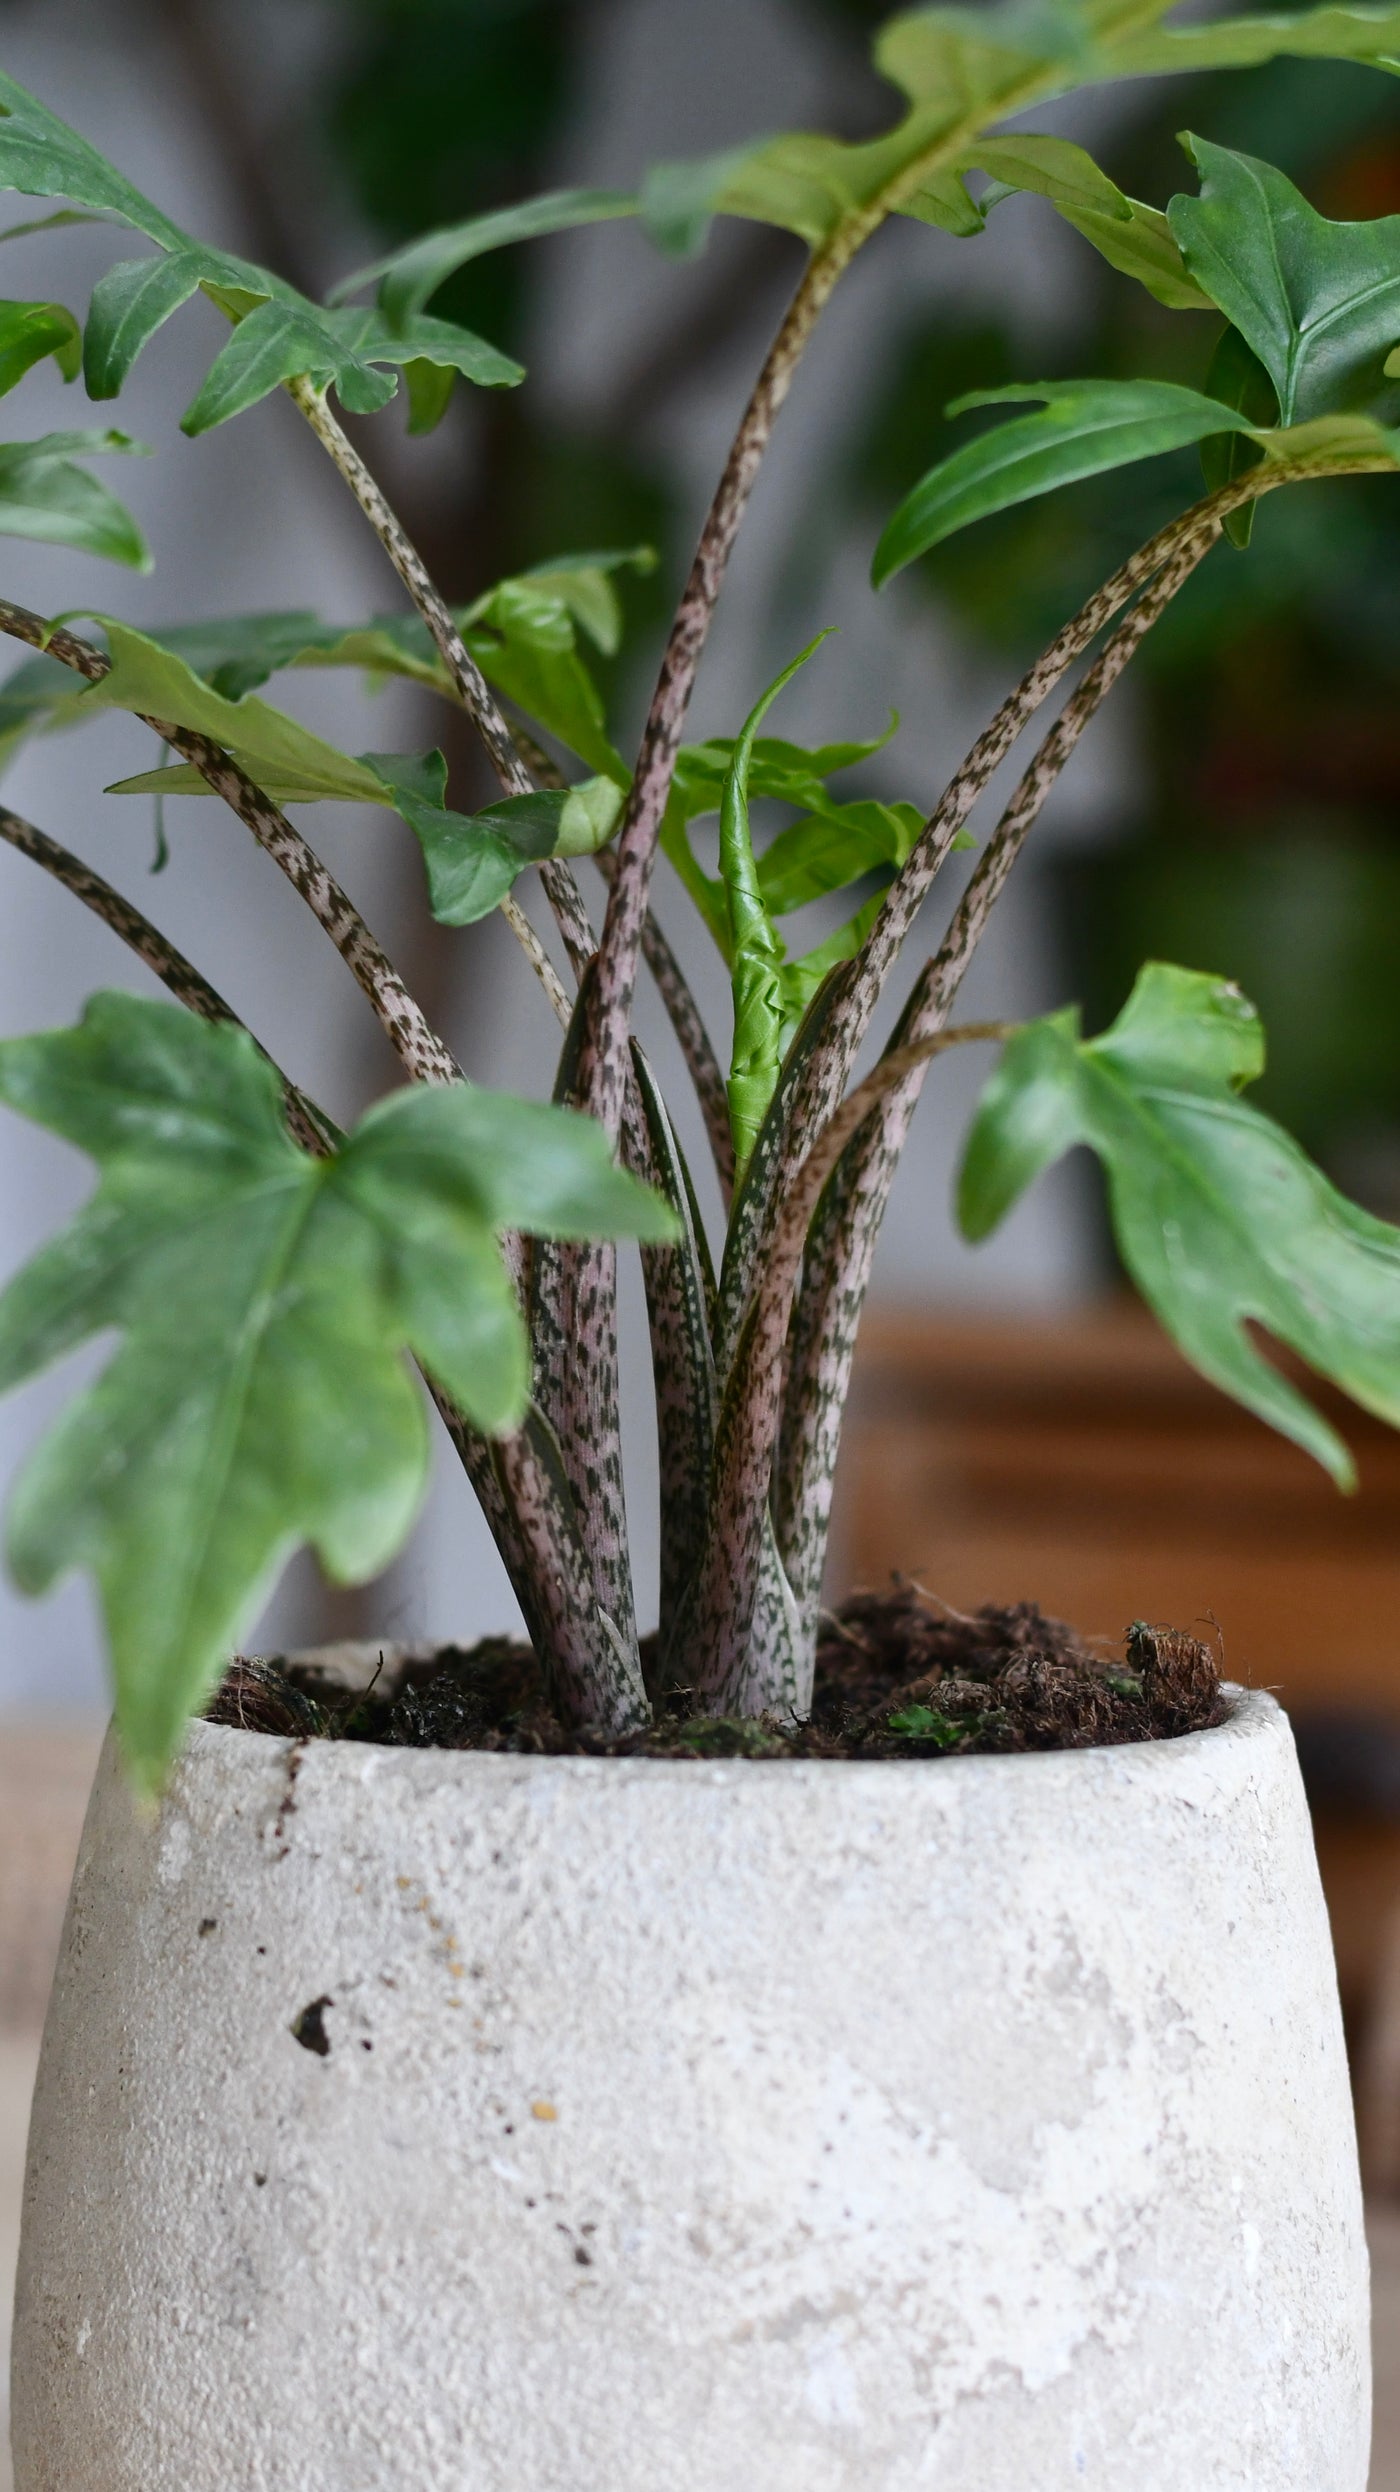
[{"left": 0, "top": 0, "right": 1128, "bottom": 1712}]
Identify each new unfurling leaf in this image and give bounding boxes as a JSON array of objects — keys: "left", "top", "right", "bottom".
[{"left": 721, "top": 638, "right": 833, "bottom": 1177}]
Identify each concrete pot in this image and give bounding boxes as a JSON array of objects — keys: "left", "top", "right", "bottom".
[{"left": 11, "top": 1682, "right": 1368, "bottom": 2490}]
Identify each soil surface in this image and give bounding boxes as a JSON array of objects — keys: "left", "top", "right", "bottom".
[{"left": 207, "top": 1588, "right": 1227, "bottom": 1759}]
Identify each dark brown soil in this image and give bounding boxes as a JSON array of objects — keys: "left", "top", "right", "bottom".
[{"left": 206, "top": 1587, "right": 1227, "bottom": 1759}]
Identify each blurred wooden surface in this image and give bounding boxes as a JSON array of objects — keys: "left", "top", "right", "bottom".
[{"left": 833, "top": 1301, "right": 1400, "bottom": 1711}]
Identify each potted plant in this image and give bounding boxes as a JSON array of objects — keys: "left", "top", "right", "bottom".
[{"left": 8, "top": 8, "right": 1400, "bottom": 2484}]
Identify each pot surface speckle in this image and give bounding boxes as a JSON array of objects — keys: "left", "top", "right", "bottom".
[{"left": 11, "top": 1686, "right": 1369, "bottom": 2490}]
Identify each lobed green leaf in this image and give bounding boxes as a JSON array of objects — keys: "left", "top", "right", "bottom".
[
  {"left": 1170, "top": 136, "right": 1400, "bottom": 425},
  {"left": 958, "top": 963, "right": 1400, "bottom": 1485},
  {"left": 0, "top": 994, "right": 673, "bottom": 1790}
]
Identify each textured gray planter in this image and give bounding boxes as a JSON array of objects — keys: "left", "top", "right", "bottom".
[{"left": 11, "top": 1682, "right": 1369, "bottom": 2490}]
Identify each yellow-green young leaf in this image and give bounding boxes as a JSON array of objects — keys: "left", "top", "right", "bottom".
[
  {"left": 958, "top": 963, "right": 1400, "bottom": 1485},
  {"left": 0, "top": 559, "right": 649, "bottom": 792},
  {"left": 1170, "top": 137, "right": 1400, "bottom": 424},
  {"left": 0, "top": 994, "right": 676, "bottom": 1792},
  {"left": 873, "top": 378, "right": 1257, "bottom": 581}
]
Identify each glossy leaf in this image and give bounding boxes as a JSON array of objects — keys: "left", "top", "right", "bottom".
[
  {"left": 84, "top": 251, "right": 208, "bottom": 398},
  {"left": 462, "top": 573, "right": 628, "bottom": 779},
  {"left": 333, "top": 188, "right": 638, "bottom": 325},
  {"left": 758, "top": 794, "right": 965, "bottom": 915},
  {"left": 660, "top": 720, "right": 900, "bottom": 951},
  {"left": 0, "top": 428, "right": 150, "bottom": 567},
  {"left": 0, "top": 993, "right": 674, "bottom": 1787},
  {"left": 92, "top": 620, "right": 619, "bottom": 920},
  {"left": 0, "top": 295, "right": 80, "bottom": 394},
  {"left": 1170, "top": 136, "right": 1400, "bottom": 424},
  {"left": 872, "top": 378, "right": 1257, "bottom": 581},
  {"left": 958, "top": 962, "right": 1400, "bottom": 1485}
]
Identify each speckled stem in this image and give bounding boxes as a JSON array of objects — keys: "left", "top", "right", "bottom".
[
  {"left": 793, "top": 459, "right": 1390, "bottom": 1156},
  {"left": 771, "top": 528, "right": 1220, "bottom": 1647},
  {"left": 713, "top": 495, "right": 1239, "bottom": 1355},
  {"left": 0, "top": 803, "right": 334, "bottom": 1156},
  {"left": 0, "top": 600, "right": 463, "bottom": 1091},
  {"left": 594, "top": 845, "right": 734, "bottom": 1205},
  {"left": 627, "top": 1043, "right": 718, "bottom": 1653},
  {"left": 578, "top": 241, "right": 857, "bottom": 1141},
  {"left": 493, "top": 1414, "right": 649, "bottom": 1733},
  {"left": 285, "top": 378, "right": 600, "bottom": 999},
  {"left": 669, "top": 1028, "right": 1005, "bottom": 1711}
]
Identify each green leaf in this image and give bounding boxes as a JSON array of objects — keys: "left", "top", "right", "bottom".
[
  {"left": 84, "top": 251, "right": 207, "bottom": 398},
  {"left": 84, "top": 619, "right": 393, "bottom": 800},
  {"left": 462, "top": 574, "right": 627, "bottom": 780},
  {"left": 970, "top": 133, "right": 1212, "bottom": 310},
  {"left": 1170, "top": 136, "right": 1400, "bottom": 425},
  {"left": 872, "top": 378, "right": 1256, "bottom": 582},
  {"left": 659, "top": 721, "right": 902, "bottom": 956},
  {"left": 721, "top": 633, "right": 833, "bottom": 1179},
  {"left": 757, "top": 795, "right": 933, "bottom": 915},
  {"left": 332, "top": 187, "right": 638, "bottom": 325},
  {"left": 0, "top": 71, "right": 187, "bottom": 247},
  {"left": 0, "top": 208, "right": 111, "bottom": 244},
  {"left": 0, "top": 428, "right": 150, "bottom": 568},
  {"left": 0, "top": 993, "right": 674, "bottom": 1789},
  {"left": 515, "top": 547, "right": 657, "bottom": 657},
  {"left": 958, "top": 962, "right": 1400, "bottom": 1486},
  {"left": 179, "top": 298, "right": 399, "bottom": 435},
  {"left": 0, "top": 75, "right": 523, "bottom": 430},
  {"left": 0, "top": 561, "right": 651, "bottom": 792},
  {"left": 392, "top": 775, "right": 619, "bottom": 926},
  {"left": 0, "top": 296, "right": 80, "bottom": 394},
  {"left": 1200, "top": 322, "right": 1278, "bottom": 548},
  {"left": 0, "top": 645, "right": 91, "bottom": 767}
]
